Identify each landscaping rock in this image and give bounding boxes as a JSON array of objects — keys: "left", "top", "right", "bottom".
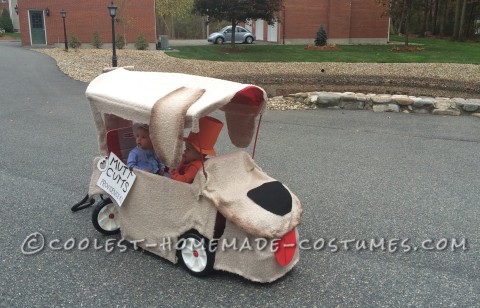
[
  {"left": 371, "top": 94, "right": 393, "bottom": 104},
  {"left": 413, "top": 97, "right": 435, "bottom": 109},
  {"left": 373, "top": 104, "right": 399, "bottom": 112},
  {"left": 392, "top": 95, "right": 414, "bottom": 106},
  {"left": 316, "top": 93, "right": 341, "bottom": 107},
  {"left": 432, "top": 109, "right": 461, "bottom": 116},
  {"left": 463, "top": 99, "right": 480, "bottom": 112}
]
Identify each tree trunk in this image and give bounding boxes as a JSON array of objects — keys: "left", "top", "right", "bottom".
[
  {"left": 404, "top": 0, "right": 412, "bottom": 46},
  {"left": 427, "top": 0, "right": 434, "bottom": 33},
  {"left": 465, "top": 3, "right": 476, "bottom": 38},
  {"left": 432, "top": 0, "right": 440, "bottom": 34},
  {"left": 231, "top": 19, "right": 236, "bottom": 48},
  {"left": 397, "top": 0, "right": 407, "bottom": 34},
  {"left": 452, "top": 0, "right": 462, "bottom": 40},
  {"left": 458, "top": 0, "right": 467, "bottom": 41},
  {"left": 420, "top": 1, "right": 429, "bottom": 36},
  {"left": 162, "top": 15, "right": 171, "bottom": 37},
  {"left": 439, "top": 0, "right": 449, "bottom": 36}
]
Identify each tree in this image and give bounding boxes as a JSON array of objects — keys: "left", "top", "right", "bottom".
[
  {"left": 116, "top": 0, "right": 138, "bottom": 45},
  {"left": 193, "top": 0, "right": 283, "bottom": 48},
  {"left": 377, "top": 0, "right": 480, "bottom": 40},
  {"left": 0, "top": 9, "right": 14, "bottom": 33},
  {"left": 452, "top": 0, "right": 463, "bottom": 39},
  {"left": 314, "top": 25, "right": 327, "bottom": 46},
  {"left": 156, "top": 0, "right": 194, "bottom": 38}
]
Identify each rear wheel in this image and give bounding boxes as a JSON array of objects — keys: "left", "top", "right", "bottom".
[
  {"left": 215, "top": 37, "right": 224, "bottom": 45},
  {"left": 92, "top": 198, "right": 120, "bottom": 235},
  {"left": 177, "top": 231, "right": 214, "bottom": 277},
  {"left": 245, "top": 36, "right": 254, "bottom": 44}
]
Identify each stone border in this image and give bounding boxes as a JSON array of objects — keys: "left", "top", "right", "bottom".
[{"left": 268, "top": 92, "right": 480, "bottom": 117}]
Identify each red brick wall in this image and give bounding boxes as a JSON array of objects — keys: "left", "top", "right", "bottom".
[
  {"left": 283, "top": 0, "right": 329, "bottom": 39},
  {"left": 350, "top": 0, "right": 389, "bottom": 38},
  {"left": 0, "top": 0, "right": 10, "bottom": 13},
  {"left": 18, "top": 0, "right": 156, "bottom": 46},
  {"left": 328, "top": 0, "right": 351, "bottom": 38},
  {"left": 280, "top": 0, "right": 387, "bottom": 42}
]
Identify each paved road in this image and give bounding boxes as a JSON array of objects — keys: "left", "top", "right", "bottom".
[{"left": 1, "top": 41, "right": 479, "bottom": 307}]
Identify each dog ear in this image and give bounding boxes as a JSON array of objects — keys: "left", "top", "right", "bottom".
[{"left": 150, "top": 87, "right": 205, "bottom": 167}]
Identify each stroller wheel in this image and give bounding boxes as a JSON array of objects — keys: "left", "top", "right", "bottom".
[{"left": 92, "top": 198, "right": 120, "bottom": 235}]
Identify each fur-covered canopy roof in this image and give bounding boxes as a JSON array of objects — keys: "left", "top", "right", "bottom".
[{"left": 86, "top": 68, "right": 267, "bottom": 166}]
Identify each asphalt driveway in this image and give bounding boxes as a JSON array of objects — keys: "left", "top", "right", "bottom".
[{"left": 1, "top": 41, "right": 479, "bottom": 307}]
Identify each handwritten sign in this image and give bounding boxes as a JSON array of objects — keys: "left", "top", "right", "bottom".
[{"left": 96, "top": 152, "right": 136, "bottom": 206}]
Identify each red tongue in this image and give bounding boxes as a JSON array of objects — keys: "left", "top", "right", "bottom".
[{"left": 275, "top": 229, "right": 297, "bottom": 267}]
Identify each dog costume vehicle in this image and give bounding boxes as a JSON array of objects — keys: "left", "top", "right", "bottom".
[{"left": 73, "top": 68, "right": 303, "bottom": 283}]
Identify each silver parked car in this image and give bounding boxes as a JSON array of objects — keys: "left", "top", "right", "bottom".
[{"left": 208, "top": 26, "right": 256, "bottom": 44}]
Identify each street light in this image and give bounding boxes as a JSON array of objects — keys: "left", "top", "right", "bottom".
[
  {"left": 108, "top": 2, "right": 118, "bottom": 67},
  {"left": 15, "top": 5, "right": 18, "bottom": 15},
  {"left": 61, "top": 9, "right": 68, "bottom": 51}
]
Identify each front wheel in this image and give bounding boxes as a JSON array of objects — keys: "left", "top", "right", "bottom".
[
  {"left": 92, "top": 198, "right": 120, "bottom": 235},
  {"left": 215, "top": 37, "right": 224, "bottom": 45},
  {"left": 177, "top": 232, "right": 214, "bottom": 277},
  {"left": 245, "top": 36, "right": 254, "bottom": 44}
]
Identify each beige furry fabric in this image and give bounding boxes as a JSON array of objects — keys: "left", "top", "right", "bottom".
[
  {"left": 85, "top": 69, "right": 268, "bottom": 155},
  {"left": 198, "top": 151, "right": 303, "bottom": 239},
  {"left": 150, "top": 87, "right": 205, "bottom": 167},
  {"left": 87, "top": 153, "right": 301, "bottom": 282},
  {"left": 116, "top": 169, "right": 218, "bottom": 263},
  {"left": 214, "top": 221, "right": 300, "bottom": 283}
]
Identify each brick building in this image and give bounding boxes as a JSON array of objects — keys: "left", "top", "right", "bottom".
[
  {"left": 17, "top": 0, "right": 156, "bottom": 48},
  {"left": 246, "top": 0, "right": 389, "bottom": 45}
]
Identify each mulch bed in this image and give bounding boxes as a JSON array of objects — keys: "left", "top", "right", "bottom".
[
  {"left": 391, "top": 46, "right": 425, "bottom": 52},
  {"left": 0, "top": 35, "right": 14, "bottom": 40},
  {"left": 304, "top": 44, "right": 340, "bottom": 51}
]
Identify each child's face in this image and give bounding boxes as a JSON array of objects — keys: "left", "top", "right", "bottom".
[
  {"left": 183, "top": 142, "right": 203, "bottom": 163},
  {"left": 135, "top": 127, "right": 153, "bottom": 150}
]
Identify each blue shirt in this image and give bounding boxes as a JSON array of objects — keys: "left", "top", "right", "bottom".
[{"left": 127, "top": 146, "right": 165, "bottom": 174}]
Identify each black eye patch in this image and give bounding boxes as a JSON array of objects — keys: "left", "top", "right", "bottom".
[{"left": 247, "top": 181, "right": 292, "bottom": 216}]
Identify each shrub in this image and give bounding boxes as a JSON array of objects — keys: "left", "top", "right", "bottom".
[
  {"left": 115, "top": 34, "right": 125, "bottom": 49},
  {"left": 92, "top": 31, "right": 103, "bottom": 49},
  {"left": 0, "top": 9, "right": 14, "bottom": 33},
  {"left": 69, "top": 33, "right": 82, "bottom": 49},
  {"left": 134, "top": 33, "right": 149, "bottom": 50},
  {"left": 0, "top": 28, "right": 5, "bottom": 37},
  {"left": 314, "top": 24, "right": 328, "bottom": 46}
]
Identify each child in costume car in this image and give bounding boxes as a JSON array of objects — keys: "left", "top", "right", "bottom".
[
  {"left": 128, "top": 123, "right": 169, "bottom": 176},
  {"left": 170, "top": 116, "right": 223, "bottom": 183}
]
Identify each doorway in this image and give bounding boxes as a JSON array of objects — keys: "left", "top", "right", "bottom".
[{"left": 29, "top": 10, "right": 46, "bottom": 45}]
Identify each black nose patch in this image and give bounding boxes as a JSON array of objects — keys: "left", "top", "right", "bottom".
[{"left": 247, "top": 181, "right": 292, "bottom": 216}]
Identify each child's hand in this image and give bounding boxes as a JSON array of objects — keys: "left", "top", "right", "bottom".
[{"left": 157, "top": 168, "right": 165, "bottom": 176}]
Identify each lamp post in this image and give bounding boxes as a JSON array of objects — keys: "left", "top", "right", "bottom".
[
  {"left": 61, "top": 9, "right": 68, "bottom": 51},
  {"left": 108, "top": 2, "right": 118, "bottom": 67}
]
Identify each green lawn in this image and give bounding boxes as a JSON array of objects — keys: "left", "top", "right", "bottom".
[
  {"left": 167, "top": 35, "right": 480, "bottom": 64},
  {"left": 4, "top": 32, "right": 21, "bottom": 40}
]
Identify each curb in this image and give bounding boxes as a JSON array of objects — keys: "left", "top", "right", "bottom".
[{"left": 268, "top": 92, "right": 480, "bottom": 117}]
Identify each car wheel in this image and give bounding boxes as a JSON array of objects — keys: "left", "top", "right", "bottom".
[
  {"left": 245, "top": 36, "right": 254, "bottom": 44},
  {"left": 92, "top": 198, "right": 120, "bottom": 235},
  {"left": 215, "top": 37, "right": 224, "bottom": 45},
  {"left": 177, "top": 231, "right": 214, "bottom": 277}
]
